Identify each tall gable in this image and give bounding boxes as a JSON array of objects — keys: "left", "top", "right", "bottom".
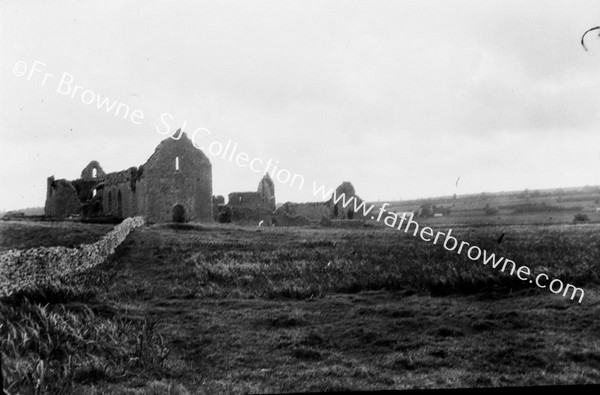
[
  {"left": 80, "top": 160, "right": 106, "bottom": 180},
  {"left": 142, "top": 130, "right": 211, "bottom": 175}
]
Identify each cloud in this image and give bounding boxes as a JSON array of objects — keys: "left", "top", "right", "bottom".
[{"left": 1, "top": 0, "right": 599, "bottom": 209}]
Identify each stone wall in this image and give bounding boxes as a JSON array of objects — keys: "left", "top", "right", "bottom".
[
  {"left": 104, "top": 167, "right": 139, "bottom": 218},
  {"left": 225, "top": 173, "right": 277, "bottom": 222},
  {"left": 272, "top": 181, "right": 364, "bottom": 224},
  {"left": 332, "top": 181, "right": 362, "bottom": 219},
  {"left": 230, "top": 206, "right": 273, "bottom": 222},
  {"left": 80, "top": 160, "right": 106, "bottom": 180},
  {"left": 228, "top": 192, "right": 264, "bottom": 207},
  {"left": 0, "top": 216, "right": 145, "bottom": 298},
  {"left": 72, "top": 179, "right": 102, "bottom": 203},
  {"left": 273, "top": 212, "right": 311, "bottom": 227},
  {"left": 275, "top": 201, "right": 332, "bottom": 221},
  {"left": 257, "top": 173, "right": 276, "bottom": 211},
  {"left": 212, "top": 195, "right": 225, "bottom": 220}
]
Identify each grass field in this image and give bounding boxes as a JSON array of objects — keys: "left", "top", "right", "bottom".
[
  {"left": 1, "top": 220, "right": 600, "bottom": 393},
  {"left": 371, "top": 184, "right": 600, "bottom": 227},
  {"left": 0, "top": 220, "right": 114, "bottom": 252}
]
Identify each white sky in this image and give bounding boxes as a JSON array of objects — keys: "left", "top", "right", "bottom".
[{"left": 1, "top": 0, "right": 599, "bottom": 210}]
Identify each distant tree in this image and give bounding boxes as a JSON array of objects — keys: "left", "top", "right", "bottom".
[
  {"left": 573, "top": 213, "right": 590, "bottom": 223},
  {"left": 420, "top": 204, "right": 433, "bottom": 218}
]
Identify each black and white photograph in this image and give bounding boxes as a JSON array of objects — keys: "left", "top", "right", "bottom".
[{"left": 1, "top": 0, "right": 599, "bottom": 393}]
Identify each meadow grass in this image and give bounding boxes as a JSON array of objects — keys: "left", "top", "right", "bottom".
[
  {"left": 187, "top": 223, "right": 599, "bottom": 299},
  {"left": 1, "top": 244, "right": 178, "bottom": 394},
  {"left": 0, "top": 221, "right": 114, "bottom": 252},
  {"left": 2, "top": 221, "right": 600, "bottom": 392}
]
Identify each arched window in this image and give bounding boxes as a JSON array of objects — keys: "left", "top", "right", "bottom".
[
  {"left": 92, "top": 168, "right": 97, "bottom": 178},
  {"left": 175, "top": 156, "right": 180, "bottom": 171}
]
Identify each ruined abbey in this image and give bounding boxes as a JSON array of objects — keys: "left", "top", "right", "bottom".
[
  {"left": 45, "top": 131, "right": 363, "bottom": 225},
  {"left": 45, "top": 131, "right": 213, "bottom": 223}
]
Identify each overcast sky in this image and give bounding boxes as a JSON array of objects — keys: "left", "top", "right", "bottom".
[{"left": 1, "top": 0, "right": 599, "bottom": 210}]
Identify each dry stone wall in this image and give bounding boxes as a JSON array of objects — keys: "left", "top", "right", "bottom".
[{"left": 0, "top": 216, "right": 145, "bottom": 298}]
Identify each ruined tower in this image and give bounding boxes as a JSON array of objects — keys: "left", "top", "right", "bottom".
[{"left": 257, "top": 172, "right": 276, "bottom": 211}]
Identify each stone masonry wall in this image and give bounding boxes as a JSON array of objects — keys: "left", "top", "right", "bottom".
[
  {"left": 140, "top": 133, "right": 213, "bottom": 223},
  {"left": 44, "top": 177, "right": 81, "bottom": 218},
  {"left": 0, "top": 216, "right": 145, "bottom": 298},
  {"left": 275, "top": 201, "right": 332, "bottom": 221},
  {"left": 228, "top": 192, "right": 264, "bottom": 207}
]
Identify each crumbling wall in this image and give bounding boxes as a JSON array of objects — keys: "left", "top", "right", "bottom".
[
  {"left": 81, "top": 188, "right": 104, "bottom": 218},
  {"left": 217, "top": 205, "right": 232, "bottom": 223},
  {"left": 0, "top": 216, "right": 145, "bottom": 297},
  {"left": 275, "top": 201, "right": 332, "bottom": 220},
  {"left": 226, "top": 173, "right": 278, "bottom": 222},
  {"left": 257, "top": 173, "right": 276, "bottom": 211},
  {"left": 104, "top": 167, "right": 138, "bottom": 218},
  {"left": 80, "top": 160, "right": 106, "bottom": 180},
  {"left": 331, "top": 181, "right": 362, "bottom": 219},
  {"left": 272, "top": 181, "right": 364, "bottom": 223},
  {"left": 212, "top": 195, "right": 225, "bottom": 220},
  {"left": 225, "top": 173, "right": 277, "bottom": 221},
  {"left": 272, "top": 212, "right": 311, "bottom": 227},
  {"left": 72, "top": 179, "right": 103, "bottom": 203},
  {"left": 228, "top": 192, "right": 264, "bottom": 207},
  {"left": 225, "top": 191, "right": 274, "bottom": 221},
  {"left": 44, "top": 177, "right": 81, "bottom": 218},
  {"left": 229, "top": 206, "right": 273, "bottom": 222}
]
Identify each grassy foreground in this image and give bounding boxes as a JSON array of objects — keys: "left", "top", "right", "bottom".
[{"left": 1, "top": 221, "right": 600, "bottom": 392}]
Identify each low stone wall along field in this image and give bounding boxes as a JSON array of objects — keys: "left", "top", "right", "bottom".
[{"left": 0, "top": 216, "right": 145, "bottom": 297}]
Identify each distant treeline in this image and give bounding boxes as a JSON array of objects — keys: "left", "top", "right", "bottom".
[
  {"left": 381, "top": 185, "right": 600, "bottom": 208},
  {"left": 499, "top": 203, "right": 583, "bottom": 214},
  {"left": 557, "top": 195, "right": 600, "bottom": 203},
  {"left": 1, "top": 207, "right": 44, "bottom": 217}
]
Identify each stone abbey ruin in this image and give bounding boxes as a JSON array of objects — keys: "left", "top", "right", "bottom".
[
  {"left": 45, "top": 131, "right": 213, "bottom": 223},
  {"left": 45, "top": 131, "right": 363, "bottom": 225}
]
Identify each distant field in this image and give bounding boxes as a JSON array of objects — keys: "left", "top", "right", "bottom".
[
  {"left": 363, "top": 210, "right": 600, "bottom": 228},
  {"left": 370, "top": 185, "right": 600, "bottom": 225},
  {"left": 1, "top": 221, "right": 600, "bottom": 392},
  {"left": 0, "top": 220, "right": 114, "bottom": 252}
]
